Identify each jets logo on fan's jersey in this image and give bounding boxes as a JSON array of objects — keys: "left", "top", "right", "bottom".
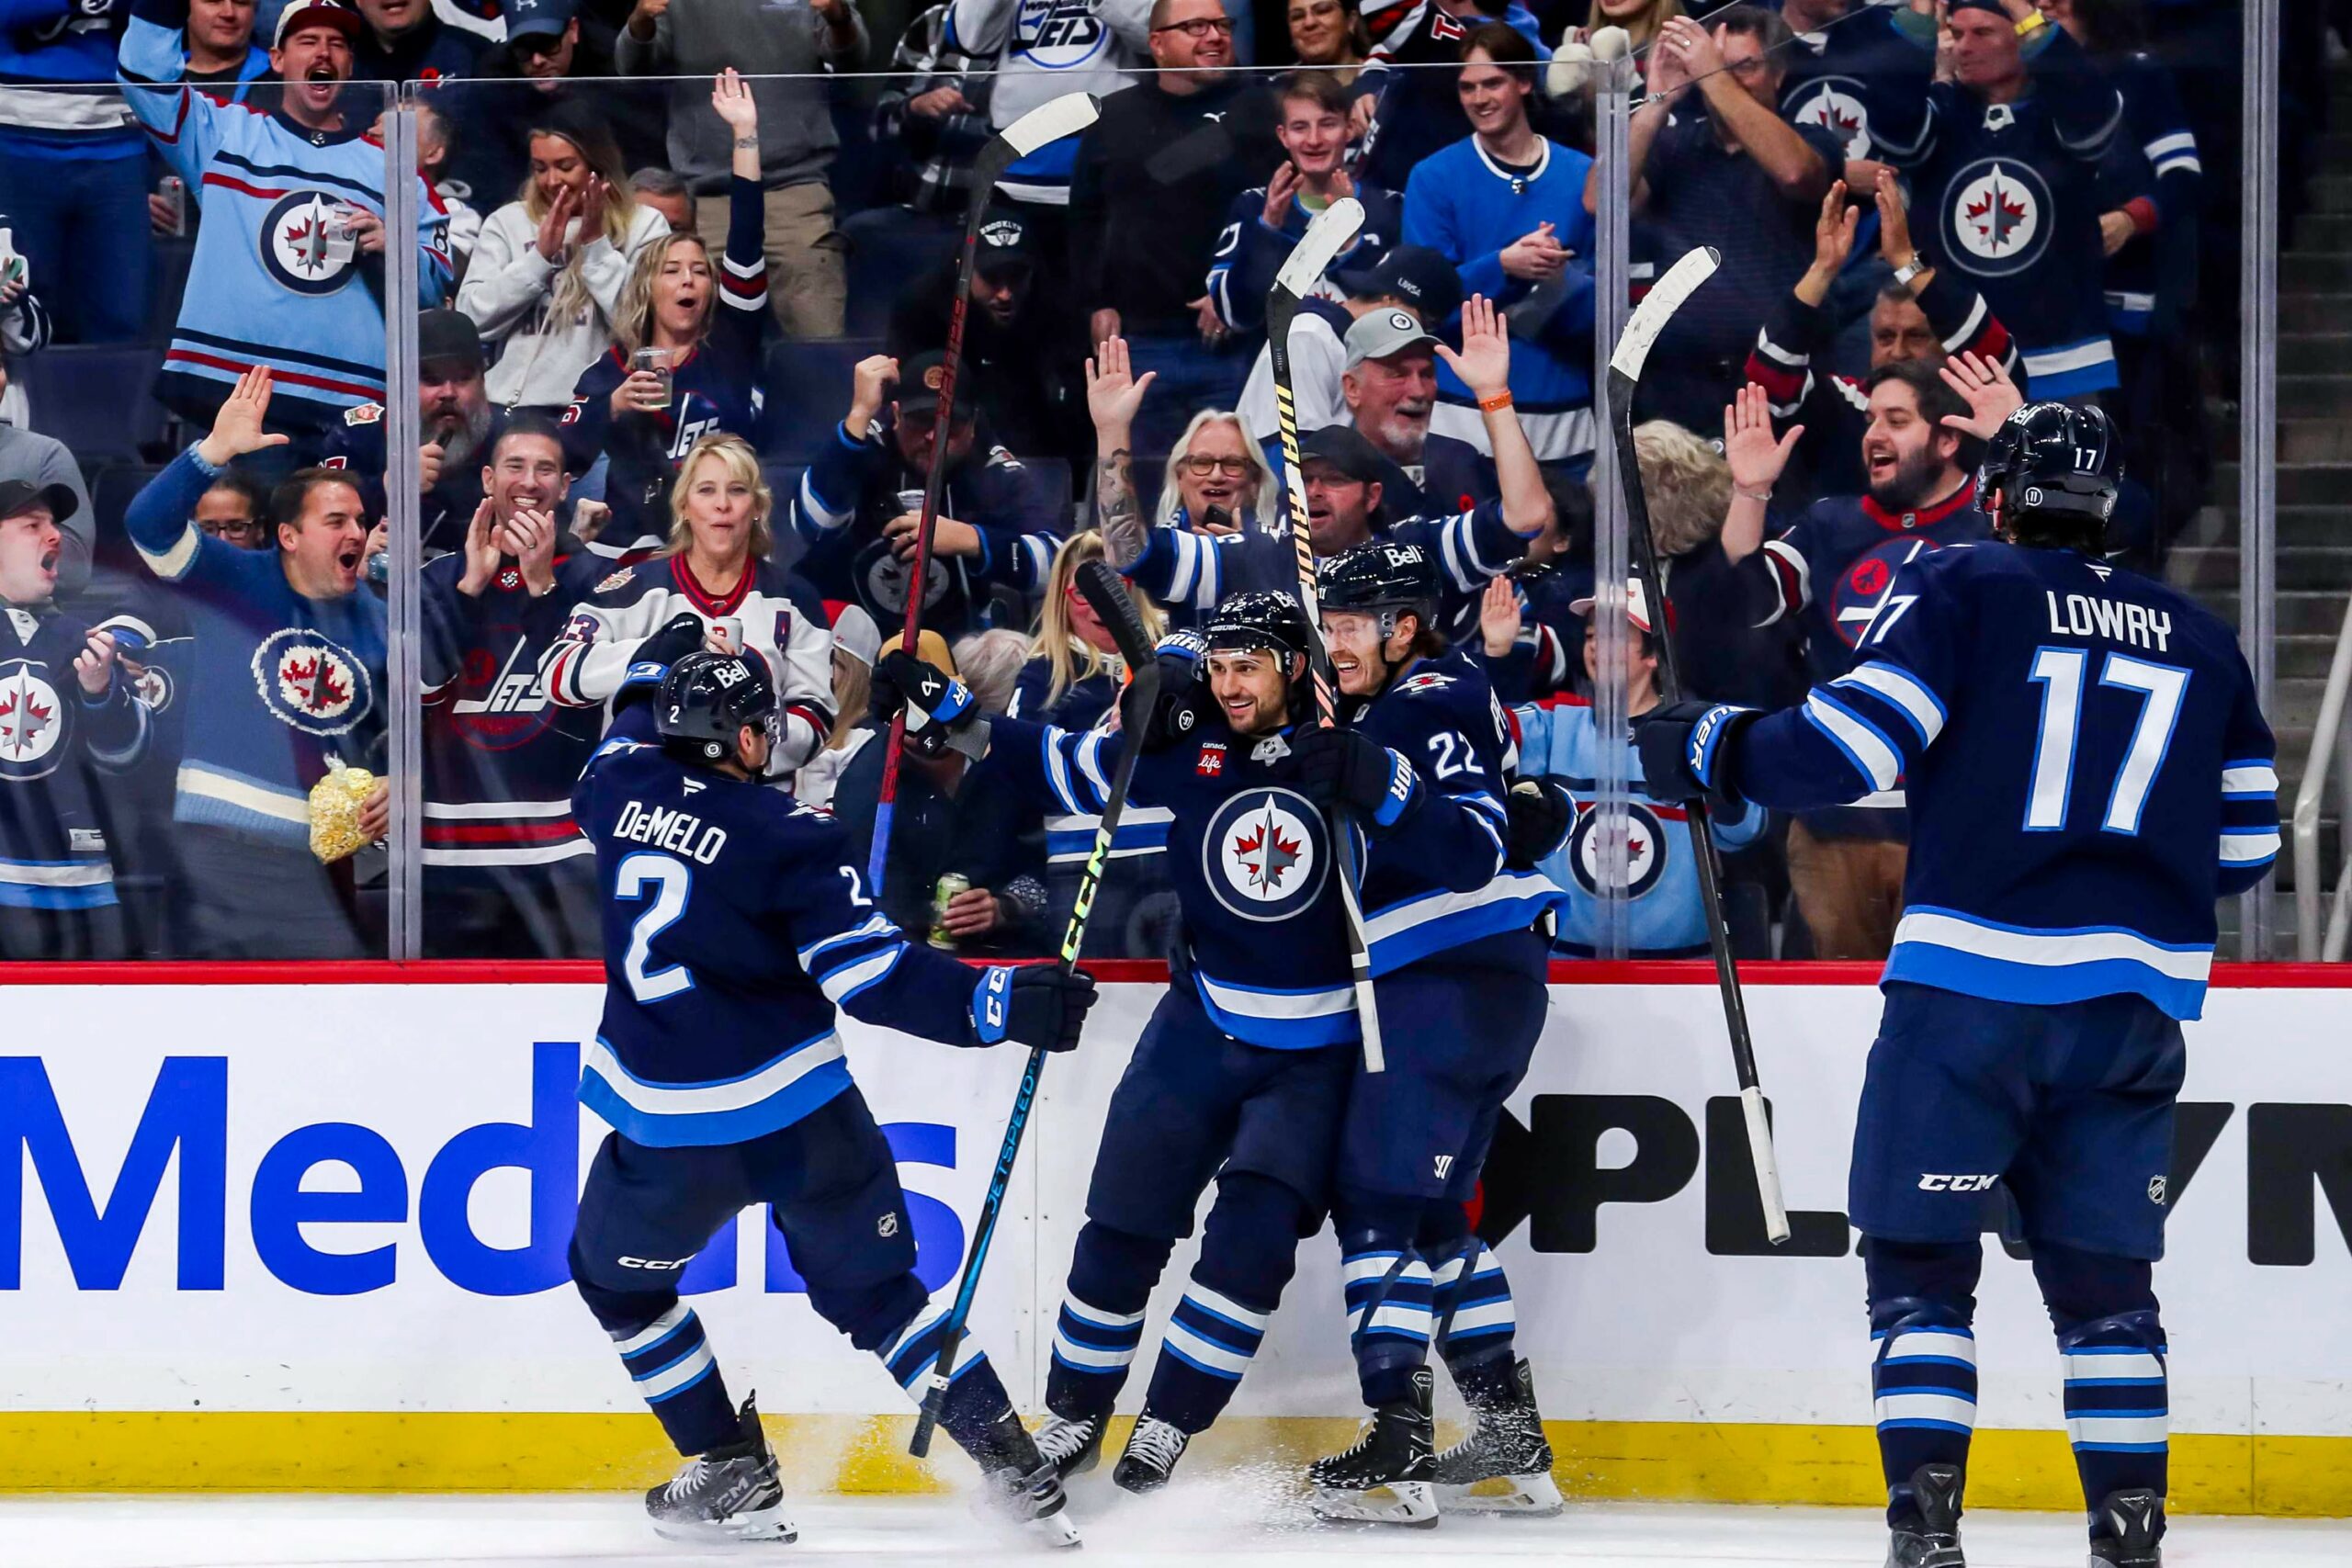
[
  {"left": 1013, "top": 0, "right": 1111, "bottom": 64},
  {"left": 1833, "top": 537, "right": 1939, "bottom": 648},
  {"left": 859, "top": 540, "right": 952, "bottom": 618},
  {"left": 1785, "top": 76, "right": 1873, "bottom": 158},
  {"left": 0, "top": 660, "right": 64, "bottom": 774},
  {"left": 262, "top": 192, "right": 363, "bottom": 296},
  {"left": 450, "top": 632, "right": 558, "bottom": 750},
  {"left": 1566, "top": 800, "right": 1666, "bottom": 899},
  {"left": 1393, "top": 671, "right": 1455, "bottom": 696},
  {"left": 250, "top": 627, "right": 372, "bottom": 735},
  {"left": 1203, "top": 787, "right": 1329, "bottom": 923},
  {"left": 1947, "top": 158, "right": 2051, "bottom": 277}
]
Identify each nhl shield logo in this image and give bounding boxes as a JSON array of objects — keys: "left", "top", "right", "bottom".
[
  {"left": 1202, "top": 787, "right": 1329, "bottom": 924},
  {"left": 2148, "top": 1176, "right": 2167, "bottom": 1206},
  {"left": 0, "top": 660, "right": 64, "bottom": 777},
  {"left": 262, "top": 191, "right": 362, "bottom": 296},
  {"left": 1946, "top": 157, "right": 2051, "bottom": 278},
  {"left": 250, "top": 627, "right": 373, "bottom": 736},
  {"left": 1787, "top": 76, "right": 1873, "bottom": 158}
]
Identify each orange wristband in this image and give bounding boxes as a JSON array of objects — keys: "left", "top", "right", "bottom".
[{"left": 1478, "top": 390, "right": 1515, "bottom": 412}]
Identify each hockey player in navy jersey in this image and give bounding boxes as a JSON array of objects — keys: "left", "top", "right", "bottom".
[
  {"left": 1302, "top": 538, "right": 1567, "bottom": 1524},
  {"left": 119, "top": 0, "right": 455, "bottom": 445},
  {"left": 1635, "top": 402, "right": 2279, "bottom": 1568},
  {"left": 569, "top": 648, "right": 1097, "bottom": 1547},
  {"left": 879, "top": 592, "right": 1364, "bottom": 1494}
]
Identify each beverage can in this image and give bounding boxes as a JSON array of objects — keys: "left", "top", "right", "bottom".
[
  {"left": 158, "top": 176, "right": 187, "bottom": 239},
  {"left": 929, "top": 871, "right": 971, "bottom": 949},
  {"left": 708, "top": 616, "right": 744, "bottom": 654},
  {"left": 632, "top": 348, "right": 674, "bottom": 410}
]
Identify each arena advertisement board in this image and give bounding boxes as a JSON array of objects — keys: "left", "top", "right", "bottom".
[{"left": 3, "top": 972, "right": 2348, "bottom": 1512}]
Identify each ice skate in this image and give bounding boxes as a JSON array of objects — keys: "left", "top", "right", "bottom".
[
  {"left": 644, "top": 1393, "right": 797, "bottom": 1544},
  {"left": 1884, "top": 1462, "right": 1965, "bottom": 1567},
  {"left": 1111, "top": 1413, "right": 1191, "bottom": 1495},
  {"left": 962, "top": 1408, "right": 1082, "bottom": 1548},
  {"left": 2087, "top": 1488, "right": 2164, "bottom": 1566},
  {"left": 1034, "top": 1412, "right": 1105, "bottom": 1480},
  {"left": 1308, "top": 1367, "right": 1439, "bottom": 1527},
  {"left": 1433, "top": 1358, "right": 1563, "bottom": 1516}
]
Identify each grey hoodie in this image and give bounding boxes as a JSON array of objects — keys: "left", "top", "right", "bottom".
[{"left": 616, "top": 0, "right": 869, "bottom": 195}]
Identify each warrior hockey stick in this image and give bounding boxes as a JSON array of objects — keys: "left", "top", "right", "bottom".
[
  {"left": 1608, "top": 246, "right": 1792, "bottom": 1246},
  {"left": 868, "top": 91, "right": 1102, "bottom": 894},
  {"left": 910, "top": 558, "right": 1159, "bottom": 1459},
  {"left": 1265, "top": 197, "right": 1388, "bottom": 1074}
]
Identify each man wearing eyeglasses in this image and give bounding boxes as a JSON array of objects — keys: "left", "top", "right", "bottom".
[{"left": 1069, "top": 0, "right": 1283, "bottom": 455}]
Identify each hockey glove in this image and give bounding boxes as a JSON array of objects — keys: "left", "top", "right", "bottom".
[
  {"left": 1503, "top": 777, "right": 1574, "bottom": 870},
  {"left": 614, "top": 612, "right": 711, "bottom": 713},
  {"left": 1633, "top": 700, "right": 1758, "bottom": 805},
  {"left": 1129, "top": 631, "right": 1210, "bottom": 752},
  {"left": 1289, "top": 726, "right": 1420, "bottom": 831},
  {"left": 874, "top": 650, "right": 987, "bottom": 760},
  {"left": 971, "top": 964, "right": 1098, "bottom": 1053}
]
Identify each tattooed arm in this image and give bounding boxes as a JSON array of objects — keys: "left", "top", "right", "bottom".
[{"left": 1087, "top": 335, "right": 1156, "bottom": 570}]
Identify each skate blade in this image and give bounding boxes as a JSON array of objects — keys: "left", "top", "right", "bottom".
[
  {"left": 968, "top": 1490, "right": 1084, "bottom": 1550},
  {"left": 1437, "top": 1472, "right": 1566, "bottom": 1517},
  {"left": 1310, "top": 1480, "right": 1440, "bottom": 1528},
  {"left": 1031, "top": 1509, "right": 1084, "bottom": 1550},
  {"left": 650, "top": 1502, "right": 799, "bottom": 1544}
]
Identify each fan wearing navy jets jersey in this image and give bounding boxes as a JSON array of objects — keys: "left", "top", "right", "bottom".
[
  {"left": 1635, "top": 403, "right": 2278, "bottom": 1568},
  {"left": 568, "top": 649, "right": 1097, "bottom": 1548},
  {"left": 879, "top": 592, "right": 1360, "bottom": 1496},
  {"left": 1722, "top": 357, "right": 2004, "bottom": 960},
  {"left": 1302, "top": 538, "right": 1566, "bottom": 1525},
  {"left": 1775, "top": 0, "right": 1932, "bottom": 174}
]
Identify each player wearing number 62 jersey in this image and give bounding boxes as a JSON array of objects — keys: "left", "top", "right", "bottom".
[
  {"left": 568, "top": 650, "right": 1096, "bottom": 1549},
  {"left": 1636, "top": 403, "right": 2278, "bottom": 1568}
]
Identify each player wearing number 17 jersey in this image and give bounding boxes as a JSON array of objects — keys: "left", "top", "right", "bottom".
[
  {"left": 1637, "top": 404, "right": 2278, "bottom": 1568},
  {"left": 567, "top": 650, "right": 1097, "bottom": 1548}
]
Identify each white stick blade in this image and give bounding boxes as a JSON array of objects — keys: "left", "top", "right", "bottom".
[
  {"left": 999, "top": 93, "right": 1101, "bottom": 158},
  {"left": 1272, "top": 197, "right": 1365, "bottom": 298},
  {"left": 1608, "top": 246, "right": 1721, "bottom": 383}
]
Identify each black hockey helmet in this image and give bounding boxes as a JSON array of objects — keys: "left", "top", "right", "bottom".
[
  {"left": 1202, "top": 590, "right": 1316, "bottom": 668},
  {"left": 658, "top": 649, "right": 777, "bottom": 766},
  {"left": 1318, "top": 538, "right": 1442, "bottom": 637},
  {"left": 1978, "top": 400, "right": 2121, "bottom": 552}
]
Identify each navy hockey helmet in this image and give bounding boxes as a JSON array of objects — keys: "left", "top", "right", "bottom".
[
  {"left": 1978, "top": 400, "right": 2120, "bottom": 553},
  {"left": 1317, "top": 538, "right": 1442, "bottom": 638},
  {"left": 1202, "top": 590, "right": 1317, "bottom": 669},
  {"left": 658, "top": 649, "right": 778, "bottom": 765}
]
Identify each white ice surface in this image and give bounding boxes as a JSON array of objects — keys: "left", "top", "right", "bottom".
[{"left": 4, "top": 1489, "right": 2347, "bottom": 1568}]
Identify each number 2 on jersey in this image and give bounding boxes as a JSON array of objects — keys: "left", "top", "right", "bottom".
[
  {"left": 616, "top": 852, "right": 695, "bottom": 1002},
  {"left": 2024, "top": 648, "right": 2190, "bottom": 834}
]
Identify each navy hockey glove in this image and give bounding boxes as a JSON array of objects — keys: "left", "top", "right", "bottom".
[
  {"left": 1633, "top": 700, "right": 1758, "bottom": 804},
  {"left": 613, "top": 612, "right": 710, "bottom": 712},
  {"left": 971, "top": 964, "right": 1098, "bottom": 1053},
  {"left": 1290, "top": 725, "right": 1420, "bottom": 830},
  {"left": 874, "top": 650, "right": 983, "bottom": 759},
  {"left": 1130, "top": 631, "right": 1210, "bottom": 752},
  {"left": 1503, "top": 777, "right": 1574, "bottom": 870}
]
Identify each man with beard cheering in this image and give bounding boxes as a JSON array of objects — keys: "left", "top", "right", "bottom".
[
  {"left": 1720, "top": 355, "right": 2018, "bottom": 960},
  {"left": 322, "top": 308, "right": 496, "bottom": 555}
]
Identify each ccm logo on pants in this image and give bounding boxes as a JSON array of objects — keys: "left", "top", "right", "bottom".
[{"left": 1917, "top": 1174, "right": 2000, "bottom": 1192}]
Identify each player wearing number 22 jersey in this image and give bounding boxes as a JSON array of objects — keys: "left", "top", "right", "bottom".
[{"left": 1637, "top": 403, "right": 2278, "bottom": 1568}]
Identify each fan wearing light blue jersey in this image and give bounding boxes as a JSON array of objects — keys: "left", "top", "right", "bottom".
[{"left": 1635, "top": 401, "right": 2278, "bottom": 1568}]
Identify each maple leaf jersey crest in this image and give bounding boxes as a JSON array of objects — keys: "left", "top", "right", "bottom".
[
  {"left": 1202, "top": 787, "right": 1329, "bottom": 923},
  {"left": 1786, "top": 75, "right": 1873, "bottom": 159},
  {"left": 1946, "top": 157, "right": 2051, "bottom": 277},
  {"left": 262, "top": 191, "right": 363, "bottom": 297},
  {"left": 0, "top": 660, "right": 64, "bottom": 776},
  {"left": 1566, "top": 799, "right": 1667, "bottom": 899},
  {"left": 250, "top": 627, "right": 373, "bottom": 736}
]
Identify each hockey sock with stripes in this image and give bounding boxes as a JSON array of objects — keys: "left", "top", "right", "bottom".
[
  {"left": 606, "top": 1302, "right": 739, "bottom": 1457},
  {"left": 1045, "top": 1220, "right": 1173, "bottom": 1422},
  {"left": 2034, "top": 1244, "right": 2167, "bottom": 1530},
  {"left": 1338, "top": 1191, "right": 1435, "bottom": 1408},
  {"left": 1425, "top": 1217, "right": 1520, "bottom": 1406},
  {"left": 1140, "top": 1174, "right": 1303, "bottom": 1433},
  {"left": 1863, "top": 1236, "right": 1984, "bottom": 1525}
]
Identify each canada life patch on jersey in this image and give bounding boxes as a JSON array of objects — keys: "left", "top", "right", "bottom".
[
  {"left": 1946, "top": 157, "right": 2051, "bottom": 278},
  {"left": 1203, "top": 787, "right": 1329, "bottom": 923},
  {"left": 0, "top": 660, "right": 65, "bottom": 777},
  {"left": 1566, "top": 801, "right": 1666, "bottom": 899},
  {"left": 1012, "top": 0, "right": 1111, "bottom": 66},
  {"left": 1197, "top": 739, "right": 1227, "bottom": 777},
  {"left": 249, "top": 627, "right": 372, "bottom": 736},
  {"left": 1787, "top": 76, "right": 1872, "bottom": 158},
  {"left": 262, "top": 191, "right": 364, "bottom": 296}
]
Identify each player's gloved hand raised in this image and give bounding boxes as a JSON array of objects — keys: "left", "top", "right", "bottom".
[
  {"left": 1633, "top": 700, "right": 1758, "bottom": 805},
  {"left": 874, "top": 650, "right": 978, "bottom": 728},
  {"left": 1289, "top": 725, "right": 1420, "bottom": 830},
  {"left": 1503, "top": 777, "right": 1574, "bottom": 869},
  {"left": 1129, "top": 631, "right": 1209, "bottom": 752},
  {"left": 971, "top": 964, "right": 1098, "bottom": 1053},
  {"left": 614, "top": 612, "right": 711, "bottom": 712}
]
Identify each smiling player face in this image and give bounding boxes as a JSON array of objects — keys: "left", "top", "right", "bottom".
[{"left": 1206, "top": 649, "right": 1293, "bottom": 736}]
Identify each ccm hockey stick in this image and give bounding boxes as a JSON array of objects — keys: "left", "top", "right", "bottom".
[
  {"left": 869, "top": 91, "right": 1102, "bottom": 894},
  {"left": 1264, "top": 197, "right": 1387, "bottom": 1073},
  {"left": 1608, "top": 246, "right": 1792, "bottom": 1245},
  {"left": 910, "top": 558, "right": 1160, "bottom": 1458}
]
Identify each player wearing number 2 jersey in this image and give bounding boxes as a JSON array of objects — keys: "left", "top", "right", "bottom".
[{"left": 1637, "top": 403, "right": 2278, "bottom": 1568}]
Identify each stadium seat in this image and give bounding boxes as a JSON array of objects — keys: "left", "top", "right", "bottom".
[{"left": 20, "top": 346, "right": 168, "bottom": 466}]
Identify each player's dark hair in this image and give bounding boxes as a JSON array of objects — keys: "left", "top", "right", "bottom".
[
  {"left": 493, "top": 412, "right": 571, "bottom": 469},
  {"left": 270, "top": 468, "right": 366, "bottom": 533},
  {"left": 1863, "top": 359, "right": 1981, "bottom": 471},
  {"left": 1711, "top": 3, "right": 1793, "bottom": 53},
  {"left": 1281, "top": 69, "right": 1352, "bottom": 119},
  {"left": 201, "top": 469, "right": 270, "bottom": 524},
  {"left": 1461, "top": 20, "right": 1540, "bottom": 78}
]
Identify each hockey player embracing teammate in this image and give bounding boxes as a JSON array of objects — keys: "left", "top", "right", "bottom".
[
  {"left": 1635, "top": 402, "right": 2279, "bottom": 1568},
  {"left": 568, "top": 649, "right": 1098, "bottom": 1547}
]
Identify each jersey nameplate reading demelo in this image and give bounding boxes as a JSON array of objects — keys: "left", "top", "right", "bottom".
[{"left": 611, "top": 800, "right": 729, "bottom": 865}]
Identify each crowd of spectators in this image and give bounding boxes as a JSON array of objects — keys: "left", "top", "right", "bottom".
[{"left": 0, "top": 0, "right": 2289, "bottom": 962}]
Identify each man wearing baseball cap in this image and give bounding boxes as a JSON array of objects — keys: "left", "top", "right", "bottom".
[
  {"left": 1238, "top": 243, "right": 1463, "bottom": 458},
  {"left": 0, "top": 478, "right": 151, "bottom": 958},
  {"left": 1340, "top": 307, "right": 1500, "bottom": 520},
  {"left": 321, "top": 308, "right": 497, "bottom": 553}
]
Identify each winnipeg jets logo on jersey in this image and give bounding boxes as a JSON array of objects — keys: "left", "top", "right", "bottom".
[
  {"left": 1947, "top": 158, "right": 2051, "bottom": 277},
  {"left": 250, "top": 627, "right": 372, "bottom": 736},
  {"left": 1013, "top": 0, "right": 1110, "bottom": 64},
  {"left": 1834, "top": 538, "right": 1937, "bottom": 648},
  {"left": 860, "top": 544, "right": 951, "bottom": 618},
  {"left": 1393, "top": 671, "right": 1455, "bottom": 696},
  {"left": 0, "top": 661, "right": 64, "bottom": 775},
  {"left": 262, "top": 192, "right": 363, "bottom": 296},
  {"left": 1203, "top": 787, "right": 1329, "bottom": 923},
  {"left": 450, "top": 633, "right": 558, "bottom": 750},
  {"left": 1566, "top": 801, "right": 1665, "bottom": 898},
  {"left": 1786, "top": 76, "right": 1872, "bottom": 158}
]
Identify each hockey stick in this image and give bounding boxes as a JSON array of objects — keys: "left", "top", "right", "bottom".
[
  {"left": 1264, "top": 197, "right": 1388, "bottom": 1074},
  {"left": 868, "top": 91, "right": 1102, "bottom": 895},
  {"left": 1607, "top": 245, "right": 1792, "bottom": 1246},
  {"left": 909, "top": 558, "right": 1159, "bottom": 1459}
]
